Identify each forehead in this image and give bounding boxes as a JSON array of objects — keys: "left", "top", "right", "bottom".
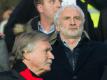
[
  {"left": 34, "top": 40, "right": 51, "bottom": 49},
  {"left": 60, "top": 7, "right": 81, "bottom": 17}
]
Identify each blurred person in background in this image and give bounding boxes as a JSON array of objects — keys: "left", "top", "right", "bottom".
[
  {"left": 0, "top": 6, "right": 13, "bottom": 72},
  {"left": 0, "top": 6, "right": 13, "bottom": 37},
  {"left": 27, "top": 0, "right": 62, "bottom": 43},
  {"left": 4, "top": 0, "right": 62, "bottom": 53}
]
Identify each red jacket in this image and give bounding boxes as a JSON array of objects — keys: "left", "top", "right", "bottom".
[{"left": 20, "top": 68, "right": 43, "bottom": 80}]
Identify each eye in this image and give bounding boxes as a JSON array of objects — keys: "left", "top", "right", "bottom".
[
  {"left": 52, "top": 0, "right": 55, "bottom": 2},
  {"left": 49, "top": 0, "right": 55, "bottom": 4},
  {"left": 63, "top": 16, "right": 70, "bottom": 20},
  {"left": 45, "top": 47, "right": 52, "bottom": 53},
  {"left": 74, "top": 16, "right": 81, "bottom": 20},
  {"left": 59, "top": 0, "right": 62, "bottom": 3}
]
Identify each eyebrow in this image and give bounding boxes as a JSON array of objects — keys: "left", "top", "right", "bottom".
[
  {"left": 46, "top": 47, "right": 52, "bottom": 51},
  {"left": 74, "top": 16, "right": 82, "bottom": 20},
  {"left": 63, "top": 16, "right": 71, "bottom": 19}
]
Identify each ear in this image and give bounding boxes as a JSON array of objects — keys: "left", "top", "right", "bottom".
[
  {"left": 37, "top": 4, "right": 43, "bottom": 13},
  {"left": 23, "top": 50, "right": 31, "bottom": 60}
]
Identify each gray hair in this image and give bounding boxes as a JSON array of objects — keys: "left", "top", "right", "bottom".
[
  {"left": 12, "top": 31, "right": 49, "bottom": 60},
  {"left": 54, "top": 4, "right": 85, "bottom": 25}
]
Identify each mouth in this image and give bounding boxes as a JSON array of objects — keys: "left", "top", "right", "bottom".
[
  {"left": 69, "top": 27, "right": 78, "bottom": 30},
  {"left": 46, "top": 61, "right": 52, "bottom": 65}
]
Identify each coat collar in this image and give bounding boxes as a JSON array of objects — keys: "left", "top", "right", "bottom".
[
  {"left": 12, "top": 60, "right": 43, "bottom": 79},
  {"left": 31, "top": 16, "right": 40, "bottom": 30}
]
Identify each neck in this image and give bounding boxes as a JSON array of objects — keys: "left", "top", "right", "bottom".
[
  {"left": 61, "top": 35, "right": 81, "bottom": 48},
  {"left": 40, "top": 15, "right": 53, "bottom": 32},
  {"left": 66, "top": 38, "right": 80, "bottom": 45}
]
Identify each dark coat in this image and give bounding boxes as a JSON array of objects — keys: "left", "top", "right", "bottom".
[
  {"left": 0, "top": 70, "right": 25, "bottom": 80},
  {"left": 44, "top": 35, "right": 107, "bottom": 80}
]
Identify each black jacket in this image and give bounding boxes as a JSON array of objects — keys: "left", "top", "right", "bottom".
[{"left": 44, "top": 34, "right": 107, "bottom": 80}]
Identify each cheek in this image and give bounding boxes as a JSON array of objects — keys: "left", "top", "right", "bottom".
[
  {"left": 31, "top": 53, "right": 47, "bottom": 63},
  {"left": 29, "top": 52, "right": 40, "bottom": 62},
  {"left": 77, "top": 21, "right": 82, "bottom": 26},
  {"left": 62, "top": 21, "right": 69, "bottom": 26},
  {"left": 45, "top": 5, "right": 53, "bottom": 10},
  {"left": 30, "top": 55, "right": 44, "bottom": 67}
]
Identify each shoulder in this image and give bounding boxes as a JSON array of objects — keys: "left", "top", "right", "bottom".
[
  {"left": 27, "top": 16, "right": 40, "bottom": 30},
  {"left": 85, "top": 41, "right": 107, "bottom": 56},
  {"left": 89, "top": 41, "right": 107, "bottom": 47},
  {"left": 27, "top": 16, "right": 39, "bottom": 26}
]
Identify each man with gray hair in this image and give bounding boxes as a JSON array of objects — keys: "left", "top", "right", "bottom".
[
  {"left": 0, "top": 31, "right": 54, "bottom": 80},
  {"left": 44, "top": 5, "right": 107, "bottom": 80}
]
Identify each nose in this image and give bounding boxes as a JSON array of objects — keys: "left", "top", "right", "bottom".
[
  {"left": 70, "top": 18, "right": 76, "bottom": 25},
  {"left": 48, "top": 51, "right": 55, "bottom": 60},
  {"left": 57, "top": 2, "right": 61, "bottom": 8}
]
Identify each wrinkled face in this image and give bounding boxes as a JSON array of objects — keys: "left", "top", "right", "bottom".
[
  {"left": 38, "top": 0, "right": 62, "bottom": 21},
  {"left": 25, "top": 40, "right": 54, "bottom": 73},
  {"left": 58, "top": 7, "right": 84, "bottom": 39}
]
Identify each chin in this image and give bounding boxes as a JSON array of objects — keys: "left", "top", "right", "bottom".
[{"left": 44, "top": 66, "right": 51, "bottom": 72}]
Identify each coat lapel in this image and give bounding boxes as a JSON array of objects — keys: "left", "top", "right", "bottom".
[{"left": 74, "top": 41, "right": 95, "bottom": 73}]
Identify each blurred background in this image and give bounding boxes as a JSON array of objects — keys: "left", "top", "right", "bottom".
[
  {"left": 0, "top": 0, "right": 21, "bottom": 20},
  {"left": 0, "top": 0, "right": 20, "bottom": 8}
]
